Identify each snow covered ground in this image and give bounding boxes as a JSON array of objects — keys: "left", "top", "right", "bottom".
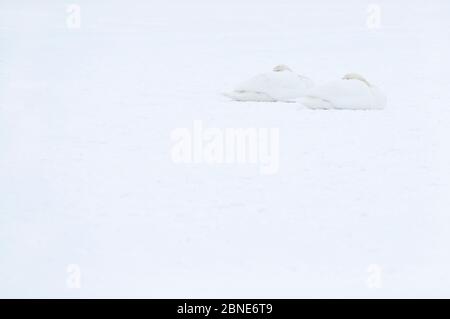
[{"left": 1, "top": 0, "right": 450, "bottom": 298}]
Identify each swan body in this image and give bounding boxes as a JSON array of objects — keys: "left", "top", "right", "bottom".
[
  {"left": 224, "top": 65, "right": 314, "bottom": 102},
  {"left": 301, "top": 73, "right": 386, "bottom": 110}
]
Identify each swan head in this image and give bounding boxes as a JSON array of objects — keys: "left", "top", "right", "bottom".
[
  {"left": 342, "top": 73, "right": 371, "bottom": 87},
  {"left": 273, "top": 64, "right": 292, "bottom": 72}
]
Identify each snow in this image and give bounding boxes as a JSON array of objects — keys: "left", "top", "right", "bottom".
[{"left": 1, "top": 0, "right": 450, "bottom": 298}]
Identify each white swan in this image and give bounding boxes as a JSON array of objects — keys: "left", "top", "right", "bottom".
[
  {"left": 301, "top": 73, "right": 386, "bottom": 110},
  {"left": 224, "top": 65, "right": 314, "bottom": 102}
]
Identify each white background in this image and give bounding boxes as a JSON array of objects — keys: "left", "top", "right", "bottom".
[{"left": 1, "top": 0, "right": 450, "bottom": 298}]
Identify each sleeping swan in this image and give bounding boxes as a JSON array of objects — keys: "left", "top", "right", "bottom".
[
  {"left": 224, "top": 65, "right": 314, "bottom": 102},
  {"left": 301, "top": 73, "right": 386, "bottom": 110}
]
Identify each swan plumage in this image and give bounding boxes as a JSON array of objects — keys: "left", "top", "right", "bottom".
[
  {"left": 224, "top": 65, "right": 314, "bottom": 102},
  {"left": 301, "top": 73, "right": 386, "bottom": 110}
]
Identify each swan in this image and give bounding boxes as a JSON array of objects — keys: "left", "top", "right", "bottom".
[
  {"left": 301, "top": 73, "right": 386, "bottom": 110},
  {"left": 224, "top": 65, "right": 314, "bottom": 102}
]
